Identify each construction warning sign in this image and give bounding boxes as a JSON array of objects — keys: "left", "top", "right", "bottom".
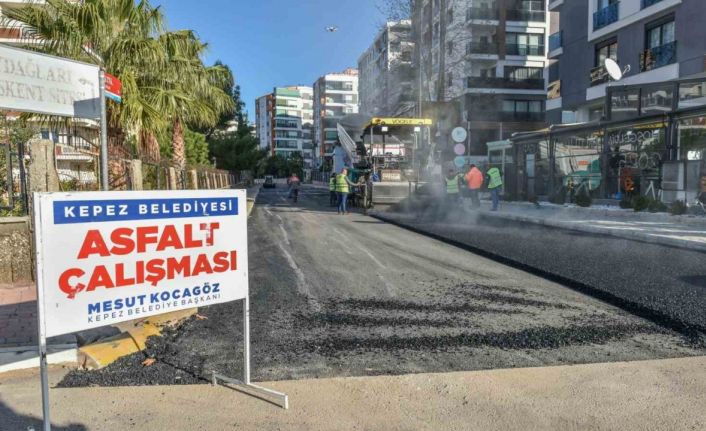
[{"left": 33, "top": 190, "right": 249, "bottom": 338}]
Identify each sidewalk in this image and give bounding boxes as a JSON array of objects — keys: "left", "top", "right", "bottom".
[
  {"left": 472, "top": 201, "right": 706, "bottom": 252},
  {"left": 0, "top": 283, "right": 77, "bottom": 373},
  {"left": 0, "top": 283, "right": 38, "bottom": 347},
  {"left": 1, "top": 356, "right": 705, "bottom": 430}
]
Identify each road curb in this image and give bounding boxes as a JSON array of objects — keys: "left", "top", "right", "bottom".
[
  {"left": 476, "top": 211, "right": 706, "bottom": 253},
  {"left": 76, "top": 308, "right": 197, "bottom": 370}
]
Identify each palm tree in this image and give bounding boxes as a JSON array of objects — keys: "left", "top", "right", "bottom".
[
  {"left": 151, "top": 32, "right": 233, "bottom": 169},
  {"left": 4, "top": 0, "right": 232, "bottom": 178}
]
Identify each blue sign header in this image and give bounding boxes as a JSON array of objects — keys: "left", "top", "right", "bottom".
[{"left": 53, "top": 197, "right": 238, "bottom": 225}]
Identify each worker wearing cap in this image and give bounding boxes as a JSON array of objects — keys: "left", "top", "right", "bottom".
[
  {"left": 329, "top": 173, "right": 337, "bottom": 206},
  {"left": 486, "top": 166, "right": 503, "bottom": 211}
]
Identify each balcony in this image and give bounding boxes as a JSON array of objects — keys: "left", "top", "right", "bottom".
[
  {"left": 548, "top": 31, "right": 562, "bottom": 53},
  {"left": 589, "top": 65, "right": 610, "bottom": 86},
  {"left": 593, "top": 2, "right": 619, "bottom": 31},
  {"left": 466, "top": 41, "right": 499, "bottom": 56},
  {"left": 641, "top": 0, "right": 663, "bottom": 8},
  {"left": 466, "top": 7, "right": 499, "bottom": 22},
  {"left": 640, "top": 41, "right": 677, "bottom": 72},
  {"left": 467, "top": 76, "right": 545, "bottom": 90},
  {"left": 506, "top": 43, "right": 545, "bottom": 56},
  {"left": 506, "top": 9, "right": 546, "bottom": 22}
]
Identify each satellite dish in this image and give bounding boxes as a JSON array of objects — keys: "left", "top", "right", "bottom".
[{"left": 605, "top": 58, "right": 624, "bottom": 81}]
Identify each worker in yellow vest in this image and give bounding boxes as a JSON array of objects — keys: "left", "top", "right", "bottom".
[
  {"left": 336, "top": 168, "right": 355, "bottom": 215},
  {"left": 485, "top": 167, "right": 503, "bottom": 211},
  {"left": 329, "top": 173, "right": 337, "bottom": 206},
  {"left": 444, "top": 168, "right": 463, "bottom": 204}
]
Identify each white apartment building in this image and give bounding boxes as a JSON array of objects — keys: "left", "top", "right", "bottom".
[
  {"left": 358, "top": 20, "right": 415, "bottom": 117},
  {"left": 412, "top": 0, "right": 553, "bottom": 153},
  {"left": 255, "top": 86, "right": 315, "bottom": 168},
  {"left": 312, "top": 68, "right": 359, "bottom": 167}
]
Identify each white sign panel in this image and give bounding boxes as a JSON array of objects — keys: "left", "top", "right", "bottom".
[
  {"left": 34, "top": 190, "right": 248, "bottom": 338},
  {"left": 0, "top": 44, "right": 100, "bottom": 117}
]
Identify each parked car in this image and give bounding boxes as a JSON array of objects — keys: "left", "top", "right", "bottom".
[{"left": 263, "top": 175, "right": 276, "bottom": 188}]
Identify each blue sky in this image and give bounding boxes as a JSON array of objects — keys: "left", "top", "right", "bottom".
[{"left": 154, "top": 0, "right": 384, "bottom": 119}]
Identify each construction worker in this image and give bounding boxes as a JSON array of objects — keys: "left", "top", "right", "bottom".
[
  {"left": 444, "top": 168, "right": 462, "bottom": 204},
  {"left": 329, "top": 173, "right": 337, "bottom": 206},
  {"left": 336, "top": 167, "right": 355, "bottom": 215},
  {"left": 464, "top": 163, "right": 483, "bottom": 209},
  {"left": 486, "top": 166, "right": 503, "bottom": 211}
]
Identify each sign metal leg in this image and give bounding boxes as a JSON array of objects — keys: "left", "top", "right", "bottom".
[{"left": 211, "top": 297, "right": 288, "bottom": 409}]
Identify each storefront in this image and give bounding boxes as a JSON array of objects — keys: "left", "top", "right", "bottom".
[{"left": 502, "top": 76, "right": 706, "bottom": 203}]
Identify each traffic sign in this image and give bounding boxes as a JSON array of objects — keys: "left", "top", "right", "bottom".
[
  {"left": 104, "top": 72, "right": 122, "bottom": 103},
  {"left": 452, "top": 127, "right": 468, "bottom": 143}
]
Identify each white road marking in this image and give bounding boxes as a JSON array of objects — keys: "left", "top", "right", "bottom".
[
  {"left": 279, "top": 223, "right": 290, "bottom": 246},
  {"left": 363, "top": 249, "right": 385, "bottom": 269},
  {"left": 276, "top": 241, "right": 321, "bottom": 312}
]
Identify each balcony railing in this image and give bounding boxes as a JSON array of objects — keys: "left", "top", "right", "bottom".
[
  {"left": 593, "top": 2, "right": 619, "bottom": 31},
  {"left": 640, "top": 41, "right": 677, "bottom": 72},
  {"left": 641, "top": 0, "right": 663, "bottom": 8},
  {"left": 589, "top": 64, "right": 610, "bottom": 86},
  {"left": 506, "top": 9, "right": 546, "bottom": 22},
  {"left": 549, "top": 31, "right": 562, "bottom": 52},
  {"left": 466, "top": 7, "right": 499, "bottom": 21},
  {"left": 466, "top": 76, "right": 545, "bottom": 90},
  {"left": 506, "top": 43, "right": 545, "bottom": 56},
  {"left": 466, "top": 42, "right": 499, "bottom": 55}
]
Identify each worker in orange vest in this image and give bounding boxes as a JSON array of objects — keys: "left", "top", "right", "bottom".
[{"left": 464, "top": 164, "right": 484, "bottom": 209}]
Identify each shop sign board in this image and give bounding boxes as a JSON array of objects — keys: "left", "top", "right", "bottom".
[
  {"left": 0, "top": 44, "right": 100, "bottom": 118},
  {"left": 33, "top": 190, "right": 248, "bottom": 338}
]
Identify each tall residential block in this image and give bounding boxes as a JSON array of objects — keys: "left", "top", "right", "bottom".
[
  {"left": 313, "top": 68, "right": 359, "bottom": 166},
  {"left": 358, "top": 21, "right": 416, "bottom": 117},
  {"left": 412, "top": 0, "right": 553, "bottom": 154},
  {"left": 255, "top": 86, "right": 315, "bottom": 168},
  {"left": 547, "top": 0, "right": 706, "bottom": 124}
]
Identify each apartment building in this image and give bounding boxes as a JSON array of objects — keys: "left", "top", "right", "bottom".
[
  {"left": 312, "top": 68, "right": 359, "bottom": 166},
  {"left": 358, "top": 21, "right": 416, "bottom": 117},
  {"left": 412, "top": 0, "right": 553, "bottom": 154},
  {"left": 547, "top": 0, "right": 706, "bottom": 124},
  {"left": 255, "top": 86, "right": 315, "bottom": 168}
]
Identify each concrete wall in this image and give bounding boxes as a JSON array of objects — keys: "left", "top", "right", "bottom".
[{"left": 0, "top": 217, "right": 31, "bottom": 284}]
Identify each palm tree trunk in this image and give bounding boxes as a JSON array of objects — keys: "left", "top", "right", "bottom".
[
  {"left": 141, "top": 131, "right": 161, "bottom": 164},
  {"left": 171, "top": 118, "right": 186, "bottom": 169}
]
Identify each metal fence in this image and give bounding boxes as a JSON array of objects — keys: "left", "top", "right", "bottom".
[{"left": 0, "top": 142, "right": 28, "bottom": 216}]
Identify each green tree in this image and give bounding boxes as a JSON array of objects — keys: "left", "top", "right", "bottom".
[
  {"left": 185, "top": 129, "right": 209, "bottom": 166},
  {"left": 209, "top": 132, "right": 265, "bottom": 172}
]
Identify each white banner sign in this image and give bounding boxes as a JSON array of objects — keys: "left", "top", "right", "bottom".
[
  {"left": 0, "top": 44, "right": 100, "bottom": 117},
  {"left": 33, "top": 190, "right": 249, "bottom": 337}
]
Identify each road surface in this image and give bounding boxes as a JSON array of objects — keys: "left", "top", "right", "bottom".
[{"left": 61, "top": 185, "right": 705, "bottom": 386}]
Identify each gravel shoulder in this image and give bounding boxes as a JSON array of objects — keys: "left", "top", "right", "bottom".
[{"left": 59, "top": 186, "right": 706, "bottom": 387}]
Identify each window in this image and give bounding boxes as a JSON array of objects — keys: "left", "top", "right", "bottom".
[
  {"left": 447, "top": 7, "right": 453, "bottom": 22},
  {"left": 447, "top": 41, "right": 454, "bottom": 55},
  {"left": 646, "top": 19, "right": 675, "bottom": 49},
  {"left": 448, "top": 72, "right": 453, "bottom": 87},
  {"left": 595, "top": 39, "right": 618, "bottom": 67},
  {"left": 506, "top": 32, "right": 544, "bottom": 55}
]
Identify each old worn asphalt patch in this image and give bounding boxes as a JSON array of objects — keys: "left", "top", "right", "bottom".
[{"left": 59, "top": 186, "right": 706, "bottom": 387}]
